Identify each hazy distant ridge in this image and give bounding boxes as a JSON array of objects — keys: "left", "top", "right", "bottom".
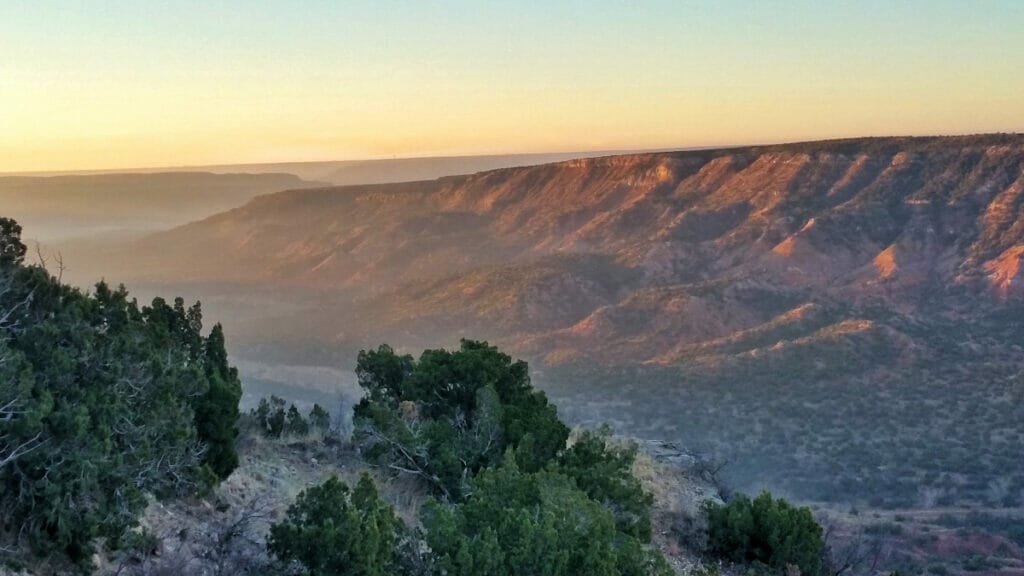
[
  {"left": 0, "top": 171, "right": 322, "bottom": 242},
  {"left": 1, "top": 151, "right": 625, "bottom": 185}
]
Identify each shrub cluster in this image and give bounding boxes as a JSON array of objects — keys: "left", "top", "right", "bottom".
[
  {"left": 271, "top": 340, "right": 671, "bottom": 575},
  {"left": 705, "top": 492, "right": 824, "bottom": 575},
  {"left": 422, "top": 450, "right": 672, "bottom": 576},
  {"left": 268, "top": 474, "right": 399, "bottom": 576},
  {"left": 352, "top": 341, "right": 569, "bottom": 500},
  {"left": 252, "top": 395, "right": 331, "bottom": 438}
]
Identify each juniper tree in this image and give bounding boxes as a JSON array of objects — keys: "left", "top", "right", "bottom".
[{"left": 0, "top": 217, "right": 243, "bottom": 563}]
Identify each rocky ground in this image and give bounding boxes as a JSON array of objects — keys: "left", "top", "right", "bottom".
[{"left": 80, "top": 427, "right": 726, "bottom": 576}]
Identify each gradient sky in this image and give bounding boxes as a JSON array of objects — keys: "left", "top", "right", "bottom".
[{"left": 2, "top": 1, "right": 1022, "bottom": 171}]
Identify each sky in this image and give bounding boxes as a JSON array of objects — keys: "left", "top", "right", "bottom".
[{"left": 2, "top": 1, "right": 1022, "bottom": 172}]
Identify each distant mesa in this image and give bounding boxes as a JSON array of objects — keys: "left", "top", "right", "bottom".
[{"left": 48, "top": 134, "right": 1024, "bottom": 368}]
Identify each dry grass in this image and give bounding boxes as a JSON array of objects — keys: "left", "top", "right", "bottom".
[
  {"left": 92, "top": 426, "right": 430, "bottom": 576},
  {"left": 631, "top": 443, "right": 726, "bottom": 575},
  {"left": 86, "top": 427, "right": 728, "bottom": 576}
]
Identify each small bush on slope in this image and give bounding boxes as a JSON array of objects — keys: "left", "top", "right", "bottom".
[
  {"left": 252, "top": 396, "right": 329, "bottom": 438},
  {"left": 558, "top": 427, "right": 654, "bottom": 541},
  {"left": 422, "top": 449, "right": 673, "bottom": 576},
  {"left": 268, "top": 474, "right": 400, "bottom": 576},
  {"left": 705, "top": 492, "right": 824, "bottom": 575}
]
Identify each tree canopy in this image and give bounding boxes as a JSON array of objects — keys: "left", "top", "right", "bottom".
[
  {"left": 353, "top": 340, "right": 568, "bottom": 500},
  {"left": 0, "top": 217, "right": 242, "bottom": 565},
  {"left": 343, "top": 340, "right": 671, "bottom": 575}
]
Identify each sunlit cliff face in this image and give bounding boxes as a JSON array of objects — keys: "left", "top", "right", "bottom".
[{"left": 52, "top": 136, "right": 1024, "bottom": 368}]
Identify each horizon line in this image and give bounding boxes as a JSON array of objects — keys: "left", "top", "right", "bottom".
[{"left": 3, "top": 132, "right": 1021, "bottom": 178}]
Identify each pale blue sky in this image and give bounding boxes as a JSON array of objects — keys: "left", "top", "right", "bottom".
[{"left": 2, "top": 1, "right": 1022, "bottom": 170}]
